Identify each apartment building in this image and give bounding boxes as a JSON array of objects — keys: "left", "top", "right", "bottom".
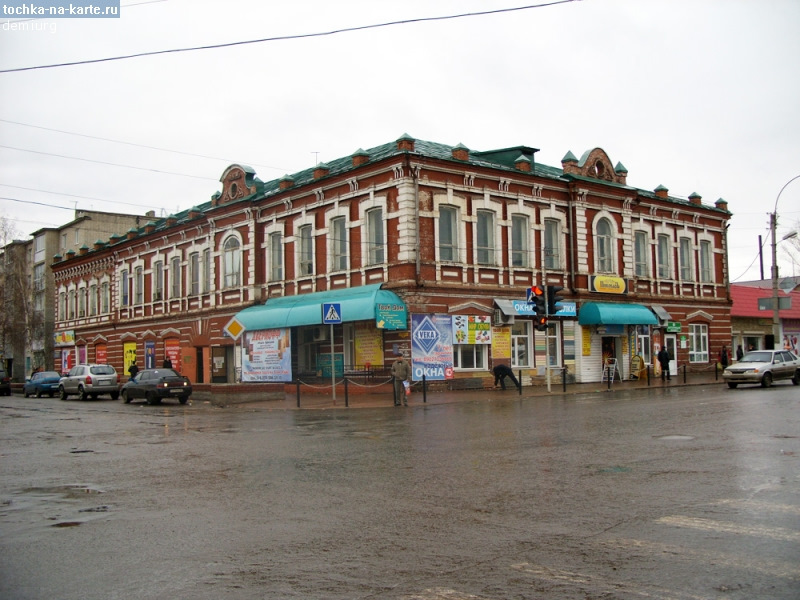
[{"left": 50, "top": 135, "right": 732, "bottom": 387}]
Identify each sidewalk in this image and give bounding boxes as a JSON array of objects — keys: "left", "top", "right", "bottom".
[{"left": 220, "top": 369, "right": 725, "bottom": 411}]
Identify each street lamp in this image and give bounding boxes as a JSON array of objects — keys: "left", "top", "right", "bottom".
[{"left": 770, "top": 175, "right": 800, "bottom": 346}]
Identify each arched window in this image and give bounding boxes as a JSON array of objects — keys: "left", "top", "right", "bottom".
[
  {"left": 596, "top": 218, "right": 614, "bottom": 273},
  {"left": 223, "top": 236, "right": 241, "bottom": 288}
]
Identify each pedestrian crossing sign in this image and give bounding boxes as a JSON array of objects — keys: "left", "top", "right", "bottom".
[{"left": 322, "top": 302, "right": 342, "bottom": 324}]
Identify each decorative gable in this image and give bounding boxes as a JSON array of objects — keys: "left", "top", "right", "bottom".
[
  {"left": 561, "top": 147, "right": 627, "bottom": 185},
  {"left": 215, "top": 164, "right": 263, "bottom": 206}
]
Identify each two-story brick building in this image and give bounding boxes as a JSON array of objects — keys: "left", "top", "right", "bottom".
[{"left": 51, "top": 135, "right": 732, "bottom": 388}]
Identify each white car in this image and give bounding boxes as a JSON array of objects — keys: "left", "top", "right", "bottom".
[{"left": 723, "top": 350, "right": 800, "bottom": 389}]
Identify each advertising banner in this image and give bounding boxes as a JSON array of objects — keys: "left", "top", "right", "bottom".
[
  {"left": 165, "top": 338, "right": 181, "bottom": 372},
  {"left": 453, "top": 315, "right": 492, "bottom": 344},
  {"left": 242, "top": 329, "right": 292, "bottom": 382},
  {"left": 410, "top": 314, "right": 454, "bottom": 381},
  {"left": 145, "top": 340, "right": 156, "bottom": 369}
]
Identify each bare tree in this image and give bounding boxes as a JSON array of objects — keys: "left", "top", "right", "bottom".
[{"left": 0, "top": 214, "right": 39, "bottom": 382}]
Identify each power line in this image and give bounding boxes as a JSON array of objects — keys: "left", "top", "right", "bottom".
[
  {"left": 0, "top": 1, "right": 581, "bottom": 73},
  {"left": 0, "top": 144, "right": 216, "bottom": 180},
  {"left": 0, "top": 118, "right": 287, "bottom": 172},
  {"left": 0, "top": 185, "right": 165, "bottom": 211}
]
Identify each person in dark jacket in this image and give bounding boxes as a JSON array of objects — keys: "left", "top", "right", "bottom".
[
  {"left": 657, "top": 347, "right": 670, "bottom": 381},
  {"left": 736, "top": 345, "right": 744, "bottom": 362},
  {"left": 492, "top": 364, "right": 520, "bottom": 391},
  {"left": 719, "top": 346, "right": 729, "bottom": 369},
  {"left": 128, "top": 361, "right": 139, "bottom": 380}
]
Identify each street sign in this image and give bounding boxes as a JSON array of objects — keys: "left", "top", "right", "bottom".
[{"left": 322, "top": 302, "right": 342, "bottom": 324}]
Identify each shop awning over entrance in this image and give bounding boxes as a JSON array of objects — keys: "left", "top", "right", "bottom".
[
  {"left": 231, "top": 284, "right": 407, "bottom": 332},
  {"left": 578, "top": 302, "right": 658, "bottom": 325}
]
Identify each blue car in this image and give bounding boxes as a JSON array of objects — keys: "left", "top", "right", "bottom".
[{"left": 24, "top": 371, "right": 62, "bottom": 398}]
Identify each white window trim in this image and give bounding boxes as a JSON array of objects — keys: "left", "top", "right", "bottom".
[
  {"left": 509, "top": 213, "right": 532, "bottom": 269},
  {"left": 592, "top": 212, "right": 618, "bottom": 274},
  {"left": 697, "top": 233, "right": 716, "bottom": 283},
  {"left": 433, "top": 193, "right": 467, "bottom": 264},
  {"left": 264, "top": 223, "right": 285, "bottom": 282},
  {"left": 632, "top": 226, "right": 651, "bottom": 278},
  {"left": 654, "top": 226, "right": 673, "bottom": 280},
  {"left": 541, "top": 208, "right": 567, "bottom": 271},
  {"left": 357, "top": 196, "right": 387, "bottom": 267},
  {"left": 219, "top": 232, "right": 242, "bottom": 289},
  {"left": 678, "top": 234, "right": 695, "bottom": 282},
  {"left": 292, "top": 215, "right": 315, "bottom": 279}
]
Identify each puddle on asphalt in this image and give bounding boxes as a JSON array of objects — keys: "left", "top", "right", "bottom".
[{"left": 655, "top": 435, "right": 695, "bottom": 441}]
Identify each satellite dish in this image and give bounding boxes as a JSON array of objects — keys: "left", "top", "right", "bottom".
[{"left": 779, "top": 276, "right": 799, "bottom": 294}]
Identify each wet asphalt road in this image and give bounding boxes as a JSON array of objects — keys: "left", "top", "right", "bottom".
[{"left": 1, "top": 383, "right": 799, "bottom": 600}]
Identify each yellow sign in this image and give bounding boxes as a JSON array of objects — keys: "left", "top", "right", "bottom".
[
  {"left": 582, "top": 326, "right": 592, "bottom": 356},
  {"left": 491, "top": 326, "right": 511, "bottom": 359},
  {"left": 224, "top": 317, "right": 245, "bottom": 340},
  {"left": 591, "top": 275, "right": 627, "bottom": 294}
]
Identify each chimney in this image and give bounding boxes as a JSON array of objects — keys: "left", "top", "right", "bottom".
[
  {"left": 352, "top": 148, "right": 370, "bottom": 167},
  {"left": 654, "top": 184, "right": 669, "bottom": 199},
  {"left": 688, "top": 192, "right": 702, "bottom": 205},
  {"left": 78, "top": 244, "right": 89, "bottom": 256},
  {"left": 166, "top": 215, "right": 177, "bottom": 227},
  {"left": 126, "top": 227, "right": 138, "bottom": 240},
  {"left": 93, "top": 239, "right": 106, "bottom": 251},
  {"left": 452, "top": 143, "right": 469, "bottom": 161},
  {"left": 279, "top": 175, "right": 294, "bottom": 190},
  {"left": 396, "top": 133, "right": 415, "bottom": 152},
  {"left": 614, "top": 161, "right": 628, "bottom": 185},
  {"left": 561, "top": 151, "right": 579, "bottom": 175},
  {"left": 313, "top": 163, "right": 330, "bottom": 179},
  {"left": 187, "top": 207, "right": 201, "bottom": 220},
  {"left": 143, "top": 221, "right": 156, "bottom": 234},
  {"left": 514, "top": 155, "right": 531, "bottom": 172},
  {"left": 715, "top": 198, "right": 729, "bottom": 212}
]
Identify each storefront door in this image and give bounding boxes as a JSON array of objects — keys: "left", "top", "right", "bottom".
[{"left": 664, "top": 334, "right": 677, "bottom": 378}]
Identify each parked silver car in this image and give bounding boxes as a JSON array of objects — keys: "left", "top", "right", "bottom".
[
  {"left": 723, "top": 350, "right": 800, "bottom": 389},
  {"left": 59, "top": 364, "right": 120, "bottom": 400}
]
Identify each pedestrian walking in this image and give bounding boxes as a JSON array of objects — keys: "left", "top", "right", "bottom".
[
  {"left": 492, "top": 363, "right": 520, "bottom": 391},
  {"left": 162, "top": 357, "right": 172, "bottom": 368},
  {"left": 736, "top": 345, "right": 744, "bottom": 361},
  {"left": 128, "top": 361, "right": 139, "bottom": 380},
  {"left": 657, "top": 347, "right": 671, "bottom": 381},
  {"left": 391, "top": 350, "right": 411, "bottom": 406},
  {"left": 719, "top": 346, "right": 729, "bottom": 370}
]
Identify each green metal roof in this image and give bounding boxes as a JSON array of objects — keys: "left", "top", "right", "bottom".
[
  {"left": 232, "top": 284, "right": 407, "bottom": 331},
  {"left": 578, "top": 302, "right": 658, "bottom": 325}
]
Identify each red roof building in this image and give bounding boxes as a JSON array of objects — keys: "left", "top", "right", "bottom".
[{"left": 730, "top": 282, "right": 800, "bottom": 355}]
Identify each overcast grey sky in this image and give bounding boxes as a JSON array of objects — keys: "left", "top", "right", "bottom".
[{"left": 1, "top": 0, "right": 799, "bottom": 282}]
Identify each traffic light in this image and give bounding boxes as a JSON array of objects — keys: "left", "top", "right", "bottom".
[
  {"left": 530, "top": 286, "right": 546, "bottom": 316},
  {"left": 530, "top": 286, "right": 548, "bottom": 331},
  {"left": 547, "top": 285, "right": 564, "bottom": 316}
]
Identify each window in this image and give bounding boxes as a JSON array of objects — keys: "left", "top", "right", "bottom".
[
  {"left": 634, "top": 231, "right": 649, "bottom": 277},
  {"left": 439, "top": 205, "right": 458, "bottom": 262},
  {"left": 453, "top": 344, "right": 486, "bottom": 370},
  {"left": 171, "top": 257, "right": 181, "bottom": 298},
  {"left": 699, "top": 240, "right": 712, "bottom": 283},
  {"left": 546, "top": 322, "right": 561, "bottom": 367},
  {"left": 476, "top": 210, "right": 495, "bottom": 265},
  {"left": 596, "top": 218, "right": 614, "bottom": 273},
  {"left": 101, "top": 282, "right": 110, "bottom": 313},
  {"left": 366, "top": 208, "right": 384, "bottom": 265},
  {"left": 89, "top": 284, "right": 97, "bottom": 316},
  {"left": 679, "top": 237, "right": 693, "bottom": 281},
  {"left": 203, "top": 249, "right": 211, "bottom": 292},
  {"left": 511, "top": 320, "right": 531, "bottom": 368},
  {"left": 298, "top": 226, "right": 313, "bottom": 276},
  {"left": 121, "top": 270, "right": 129, "bottom": 306},
  {"left": 153, "top": 261, "right": 163, "bottom": 301},
  {"left": 59, "top": 292, "right": 66, "bottom": 321},
  {"left": 269, "top": 233, "right": 283, "bottom": 281},
  {"left": 189, "top": 252, "right": 200, "bottom": 295},
  {"left": 657, "top": 234, "right": 671, "bottom": 279},
  {"left": 635, "top": 325, "right": 651, "bottom": 365},
  {"left": 33, "top": 263, "right": 44, "bottom": 291},
  {"left": 61, "top": 233, "right": 67, "bottom": 252},
  {"left": 135, "top": 267, "right": 144, "bottom": 305},
  {"left": 34, "top": 234, "right": 45, "bottom": 262},
  {"left": 78, "top": 287, "right": 86, "bottom": 316},
  {"left": 689, "top": 323, "right": 708, "bottom": 363},
  {"left": 223, "top": 236, "right": 241, "bottom": 287},
  {"left": 511, "top": 215, "right": 529, "bottom": 267},
  {"left": 68, "top": 290, "right": 76, "bottom": 319},
  {"left": 544, "top": 219, "right": 560, "bottom": 270},
  {"left": 331, "top": 217, "right": 348, "bottom": 271}
]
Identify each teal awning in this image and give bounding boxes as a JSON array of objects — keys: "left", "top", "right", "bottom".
[
  {"left": 231, "top": 284, "right": 407, "bottom": 331},
  {"left": 578, "top": 302, "right": 658, "bottom": 325}
]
